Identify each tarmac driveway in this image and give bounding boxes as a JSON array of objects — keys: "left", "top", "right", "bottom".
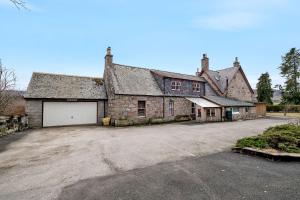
[{"left": 0, "top": 118, "right": 289, "bottom": 200}]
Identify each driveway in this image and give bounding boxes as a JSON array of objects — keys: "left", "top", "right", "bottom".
[
  {"left": 0, "top": 118, "right": 289, "bottom": 200},
  {"left": 58, "top": 152, "right": 300, "bottom": 200}
]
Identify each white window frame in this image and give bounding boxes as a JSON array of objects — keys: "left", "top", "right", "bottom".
[
  {"left": 193, "top": 82, "right": 201, "bottom": 92},
  {"left": 206, "top": 108, "right": 216, "bottom": 117},
  {"left": 168, "top": 100, "right": 174, "bottom": 116},
  {"left": 171, "top": 81, "right": 181, "bottom": 91},
  {"left": 231, "top": 107, "right": 240, "bottom": 114}
]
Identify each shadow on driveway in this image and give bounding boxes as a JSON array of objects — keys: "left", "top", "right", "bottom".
[
  {"left": 57, "top": 152, "right": 300, "bottom": 200},
  {"left": 0, "top": 130, "right": 30, "bottom": 153}
]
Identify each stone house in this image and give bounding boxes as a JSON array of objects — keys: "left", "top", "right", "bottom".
[{"left": 25, "top": 47, "right": 258, "bottom": 128}]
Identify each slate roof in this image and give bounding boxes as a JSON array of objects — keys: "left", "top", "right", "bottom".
[
  {"left": 151, "top": 69, "right": 206, "bottom": 82},
  {"left": 25, "top": 72, "right": 107, "bottom": 99},
  {"left": 204, "top": 95, "right": 254, "bottom": 107},
  {"left": 109, "top": 64, "right": 163, "bottom": 96},
  {"left": 206, "top": 67, "right": 239, "bottom": 93}
]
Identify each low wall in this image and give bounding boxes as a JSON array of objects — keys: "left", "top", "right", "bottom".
[{"left": 0, "top": 115, "right": 28, "bottom": 137}]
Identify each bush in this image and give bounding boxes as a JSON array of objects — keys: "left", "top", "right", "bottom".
[
  {"left": 236, "top": 124, "right": 300, "bottom": 153},
  {"left": 267, "top": 105, "right": 300, "bottom": 113}
]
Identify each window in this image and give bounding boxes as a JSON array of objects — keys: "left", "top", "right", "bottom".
[
  {"left": 138, "top": 101, "right": 146, "bottom": 117},
  {"left": 197, "top": 109, "right": 201, "bottom": 117},
  {"left": 207, "top": 108, "right": 216, "bottom": 117},
  {"left": 191, "top": 103, "right": 196, "bottom": 114},
  {"left": 168, "top": 100, "right": 174, "bottom": 116},
  {"left": 171, "top": 81, "right": 181, "bottom": 90},
  {"left": 245, "top": 107, "right": 249, "bottom": 113},
  {"left": 232, "top": 107, "right": 239, "bottom": 114},
  {"left": 193, "top": 82, "right": 201, "bottom": 92}
]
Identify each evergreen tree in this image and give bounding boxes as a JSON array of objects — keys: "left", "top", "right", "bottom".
[
  {"left": 256, "top": 72, "right": 273, "bottom": 104},
  {"left": 279, "top": 48, "right": 300, "bottom": 104}
]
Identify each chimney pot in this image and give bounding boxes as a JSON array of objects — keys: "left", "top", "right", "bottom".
[
  {"left": 233, "top": 57, "right": 240, "bottom": 67},
  {"left": 105, "top": 47, "right": 113, "bottom": 67},
  {"left": 201, "top": 53, "right": 209, "bottom": 72}
]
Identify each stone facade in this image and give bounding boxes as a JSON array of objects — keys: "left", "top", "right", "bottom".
[
  {"left": 226, "top": 71, "right": 254, "bottom": 102},
  {"left": 107, "top": 95, "right": 164, "bottom": 124},
  {"left": 231, "top": 107, "right": 256, "bottom": 120},
  {"left": 163, "top": 97, "right": 193, "bottom": 120},
  {"left": 106, "top": 95, "right": 195, "bottom": 124},
  {"left": 26, "top": 100, "right": 43, "bottom": 128}
]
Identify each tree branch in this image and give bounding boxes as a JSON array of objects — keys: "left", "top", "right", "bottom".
[{"left": 9, "top": 0, "right": 27, "bottom": 10}]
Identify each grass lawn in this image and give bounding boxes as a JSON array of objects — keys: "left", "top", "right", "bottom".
[
  {"left": 267, "top": 112, "right": 300, "bottom": 118},
  {"left": 236, "top": 124, "right": 300, "bottom": 153}
]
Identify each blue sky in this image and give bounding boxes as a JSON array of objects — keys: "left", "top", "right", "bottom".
[{"left": 0, "top": 0, "right": 299, "bottom": 90}]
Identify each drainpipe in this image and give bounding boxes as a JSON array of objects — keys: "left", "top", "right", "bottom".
[{"left": 163, "top": 77, "right": 166, "bottom": 118}]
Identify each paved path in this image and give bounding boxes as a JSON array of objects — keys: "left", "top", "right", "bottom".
[{"left": 0, "top": 118, "right": 289, "bottom": 200}]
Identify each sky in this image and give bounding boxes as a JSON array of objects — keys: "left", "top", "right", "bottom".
[{"left": 0, "top": 0, "right": 300, "bottom": 90}]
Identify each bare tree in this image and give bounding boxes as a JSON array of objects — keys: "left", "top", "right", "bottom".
[
  {"left": 0, "top": 59, "right": 17, "bottom": 115},
  {"left": 9, "top": 0, "right": 26, "bottom": 9}
]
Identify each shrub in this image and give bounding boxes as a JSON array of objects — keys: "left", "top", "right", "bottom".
[
  {"left": 236, "top": 136, "right": 268, "bottom": 149},
  {"left": 235, "top": 124, "right": 300, "bottom": 153},
  {"left": 267, "top": 105, "right": 300, "bottom": 113}
]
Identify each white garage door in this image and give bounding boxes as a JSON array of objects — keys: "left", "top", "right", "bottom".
[{"left": 43, "top": 102, "right": 97, "bottom": 127}]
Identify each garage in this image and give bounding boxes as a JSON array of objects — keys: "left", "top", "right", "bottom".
[
  {"left": 25, "top": 72, "right": 107, "bottom": 128},
  {"left": 43, "top": 102, "right": 98, "bottom": 127}
]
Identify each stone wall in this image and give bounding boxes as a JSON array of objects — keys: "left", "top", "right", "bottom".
[
  {"left": 0, "top": 115, "right": 28, "bottom": 137},
  {"left": 226, "top": 71, "right": 253, "bottom": 102},
  {"left": 107, "top": 95, "right": 195, "bottom": 124},
  {"left": 163, "top": 97, "right": 192, "bottom": 120},
  {"left": 228, "top": 107, "right": 256, "bottom": 121},
  {"left": 26, "top": 100, "right": 42, "bottom": 128},
  {"left": 107, "top": 95, "right": 164, "bottom": 124}
]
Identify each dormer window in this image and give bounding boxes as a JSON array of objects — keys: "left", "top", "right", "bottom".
[
  {"left": 171, "top": 81, "right": 181, "bottom": 90},
  {"left": 193, "top": 82, "right": 201, "bottom": 92}
]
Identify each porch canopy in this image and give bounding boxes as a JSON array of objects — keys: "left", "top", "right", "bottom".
[{"left": 186, "top": 97, "right": 220, "bottom": 108}]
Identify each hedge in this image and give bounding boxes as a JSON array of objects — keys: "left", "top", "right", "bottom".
[
  {"left": 267, "top": 105, "right": 300, "bottom": 113},
  {"left": 236, "top": 124, "right": 300, "bottom": 153}
]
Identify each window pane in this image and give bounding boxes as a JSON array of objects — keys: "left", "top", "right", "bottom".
[
  {"left": 169, "top": 101, "right": 174, "bottom": 116},
  {"left": 138, "top": 101, "right": 146, "bottom": 116},
  {"left": 211, "top": 108, "right": 215, "bottom": 117}
]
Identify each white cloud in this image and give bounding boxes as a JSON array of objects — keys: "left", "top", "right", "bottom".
[{"left": 195, "top": 0, "right": 289, "bottom": 31}]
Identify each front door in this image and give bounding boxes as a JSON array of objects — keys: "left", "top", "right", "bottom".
[{"left": 191, "top": 103, "right": 196, "bottom": 120}]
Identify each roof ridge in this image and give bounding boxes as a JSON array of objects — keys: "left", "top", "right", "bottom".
[
  {"left": 32, "top": 72, "right": 102, "bottom": 79},
  {"left": 114, "top": 63, "right": 201, "bottom": 78},
  {"left": 216, "top": 66, "right": 238, "bottom": 72},
  {"left": 151, "top": 69, "right": 198, "bottom": 77},
  {"left": 113, "top": 63, "right": 151, "bottom": 71}
]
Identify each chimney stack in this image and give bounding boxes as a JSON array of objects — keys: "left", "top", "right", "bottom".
[
  {"left": 233, "top": 57, "right": 240, "bottom": 68},
  {"left": 201, "top": 54, "right": 209, "bottom": 72},
  {"left": 105, "top": 47, "right": 113, "bottom": 67}
]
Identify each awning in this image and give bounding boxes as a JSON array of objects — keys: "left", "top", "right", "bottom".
[{"left": 186, "top": 98, "right": 220, "bottom": 108}]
